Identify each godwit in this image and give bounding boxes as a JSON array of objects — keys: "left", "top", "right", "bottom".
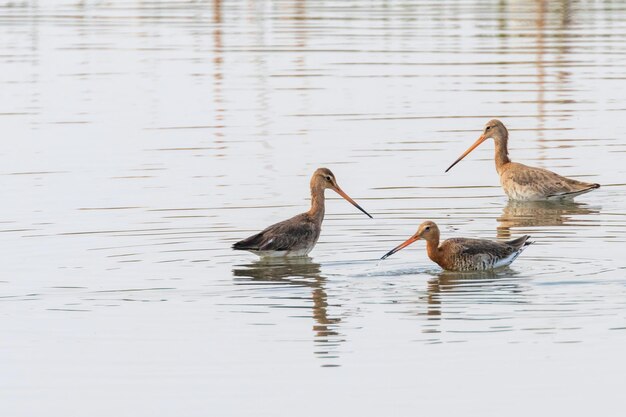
[
  {"left": 233, "top": 168, "right": 372, "bottom": 257},
  {"left": 445, "top": 119, "right": 600, "bottom": 200},
  {"left": 380, "top": 221, "right": 531, "bottom": 271}
]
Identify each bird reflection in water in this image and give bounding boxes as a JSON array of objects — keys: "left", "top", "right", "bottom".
[
  {"left": 419, "top": 269, "right": 527, "bottom": 342},
  {"left": 497, "top": 199, "right": 599, "bottom": 239},
  {"left": 232, "top": 257, "right": 343, "bottom": 367}
]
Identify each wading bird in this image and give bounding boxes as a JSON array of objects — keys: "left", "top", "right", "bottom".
[
  {"left": 380, "top": 221, "right": 531, "bottom": 271},
  {"left": 445, "top": 119, "right": 600, "bottom": 200},
  {"left": 233, "top": 168, "right": 372, "bottom": 257}
]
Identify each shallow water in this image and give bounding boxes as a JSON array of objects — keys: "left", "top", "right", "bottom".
[{"left": 2, "top": 1, "right": 626, "bottom": 415}]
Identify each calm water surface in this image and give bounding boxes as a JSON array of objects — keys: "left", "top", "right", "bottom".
[{"left": 2, "top": 1, "right": 626, "bottom": 416}]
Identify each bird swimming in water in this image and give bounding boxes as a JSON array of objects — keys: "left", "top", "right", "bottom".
[
  {"left": 380, "top": 220, "right": 531, "bottom": 271},
  {"left": 233, "top": 168, "right": 372, "bottom": 258},
  {"left": 445, "top": 119, "right": 600, "bottom": 200}
]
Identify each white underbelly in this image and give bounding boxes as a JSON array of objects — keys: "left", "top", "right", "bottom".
[
  {"left": 492, "top": 251, "right": 521, "bottom": 268},
  {"left": 256, "top": 247, "right": 313, "bottom": 258}
]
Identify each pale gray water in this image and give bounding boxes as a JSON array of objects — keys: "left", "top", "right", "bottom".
[{"left": 2, "top": 1, "right": 626, "bottom": 416}]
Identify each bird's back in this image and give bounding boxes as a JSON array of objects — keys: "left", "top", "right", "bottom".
[
  {"left": 499, "top": 162, "right": 599, "bottom": 200},
  {"left": 438, "top": 236, "right": 531, "bottom": 271},
  {"left": 232, "top": 212, "right": 321, "bottom": 257}
]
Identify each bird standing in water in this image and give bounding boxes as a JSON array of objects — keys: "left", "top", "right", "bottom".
[
  {"left": 381, "top": 221, "right": 531, "bottom": 271},
  {"left": 445, "top": 119, "right": 600, "bottom": 200},
  {"left": 233, "top": 168, "right": 372, "bottom": 258}
]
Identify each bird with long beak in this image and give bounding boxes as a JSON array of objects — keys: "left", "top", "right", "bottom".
[
  {"left": 446, "top": 119, "right": 600, "bottom": 200},
  {"left": 233, "top": 168, "right": 372, "bottom": 257},
  {"left": 381, "top": 221, "right": 531, "bottom": 271}
]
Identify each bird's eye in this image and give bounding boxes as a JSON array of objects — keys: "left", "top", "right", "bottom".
[
  {"left": 486, "top": 126, "right": 491, "bottom": 130},
  {"left": 425, "top": 226, "right": 430, "bottom": 231},
  {"left": 325, "top": 176, "right": 332, "bottom": 181}
]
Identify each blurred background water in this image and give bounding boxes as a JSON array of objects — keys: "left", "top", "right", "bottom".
[{"left": 1, "top": 1, "right": 626, "bottom": 416}]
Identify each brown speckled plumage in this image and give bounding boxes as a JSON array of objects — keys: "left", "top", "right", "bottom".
[
  {"left": 446, "top": 119, "right": 600, "bottom": 200},
  {"left": 381, "top": 221, "right": 531, "bottom": 271}
]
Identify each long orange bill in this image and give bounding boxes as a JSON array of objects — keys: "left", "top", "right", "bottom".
[
  {"left": 334, "top": 186, "right": 373, "bottom": 219},
  {"left": 445, "top": 134, "right": 487, "bottom": 172},
  {"left": 380, "top": 235, "right": 420, "bottom": 260}
]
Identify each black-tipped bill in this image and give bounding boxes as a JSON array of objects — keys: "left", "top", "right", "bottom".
[
  {"left": 445, "top": 134, "right": 487, "bottom": 173},
  {"left": 335, "top": 187, "right": 373, "bottom": 219},
  {"left": 380, "top": 235, "right": 419, "bottom": 260}
]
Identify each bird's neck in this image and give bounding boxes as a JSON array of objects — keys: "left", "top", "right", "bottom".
[
  {"left": 425, "top": 237, "right": 441, "bottom": 264},
  {"left": 308, "top": 186, "right": 326, "bottom": 221},
  {"left": 494, "top": 137, "right": 511, "bottom": 174}
]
